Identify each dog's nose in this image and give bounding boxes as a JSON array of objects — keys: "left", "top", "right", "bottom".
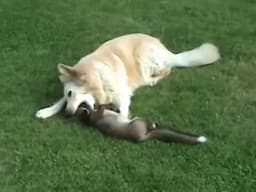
[
  {"left": 78, "top": 102, "right": 89, "bottom": 108},
  {"left": 78, "top": 102, "right": 94, "bottom": 112}
]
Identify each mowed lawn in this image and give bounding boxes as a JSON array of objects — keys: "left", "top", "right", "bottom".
[{"left": 1, "top": 0, "right": 256, "bottom": 191}]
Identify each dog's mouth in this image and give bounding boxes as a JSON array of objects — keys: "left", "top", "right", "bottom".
[
  {"left": 78, "top": 102, "right": 91, "bottom": 109},
  {"left": 76, "top": 102, "right": 121, "bottom": 117},
  {"left": 76, "top": 102, "right": 91, "bottom": 116},
  {"left": 93, "top": 103, "right": 121, "bottom": 114}
]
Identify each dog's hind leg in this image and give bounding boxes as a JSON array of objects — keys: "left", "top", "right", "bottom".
[
  {"left": 35, "top": 97, "right": 66, "bottom": 119},
  {"left": 150, "top": 69, "right": 170, "bottom": 86}
]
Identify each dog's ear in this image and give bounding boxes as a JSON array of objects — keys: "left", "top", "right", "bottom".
[{"left": 58, "top": 64, "right": 79, "bottom": 82}]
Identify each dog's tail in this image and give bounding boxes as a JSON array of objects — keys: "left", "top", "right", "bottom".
[
  {"left": 147, "top": 127, "right": 207, "bottom": 145},
  {"left": 170, "top": 43, "right": 220, "bottom": 68}
]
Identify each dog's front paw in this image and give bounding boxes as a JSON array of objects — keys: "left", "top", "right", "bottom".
[{"left": 35, "top": 108, "right": 53, "bottom": 119}]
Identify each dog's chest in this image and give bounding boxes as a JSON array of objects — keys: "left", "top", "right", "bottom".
[{"left": 95, "top": 62, "right": 132, "bottom": 101}]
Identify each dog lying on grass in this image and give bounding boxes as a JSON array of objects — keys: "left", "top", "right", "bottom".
[
  {"left": 36, "top": 33, "right": 220, "bottom": 119},
  {"left": 76, "top": 103, "right": 207, "bottom": 145}
]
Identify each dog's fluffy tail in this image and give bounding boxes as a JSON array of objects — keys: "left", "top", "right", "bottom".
[{"left": 171, "top": 43, "right": 220, "bottom": 68}]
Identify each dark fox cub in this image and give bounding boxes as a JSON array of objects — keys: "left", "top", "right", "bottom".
[{"left": 76, "top": 103, "right": 207, "bottom": 145}]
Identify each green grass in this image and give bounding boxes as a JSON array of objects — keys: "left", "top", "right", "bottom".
[{"left": 1, "top": 0, "right": 256, "bottom": 191}]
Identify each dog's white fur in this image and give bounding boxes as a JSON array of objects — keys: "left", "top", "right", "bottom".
[{"left": 36, "top": 34, "right": 220, "bottom": 119}]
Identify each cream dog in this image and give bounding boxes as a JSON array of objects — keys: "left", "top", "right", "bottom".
[{"left": 36, "top": 33, "right": 220, "bottom": 119}]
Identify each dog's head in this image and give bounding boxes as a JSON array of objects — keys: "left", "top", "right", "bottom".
[{"left": 58, "top": 64, "right": 105, "bottom": 115}]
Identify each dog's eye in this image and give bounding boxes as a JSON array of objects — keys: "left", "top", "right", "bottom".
[{"left": 68, "top": 91, "right": 72, "bottom": 97}]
